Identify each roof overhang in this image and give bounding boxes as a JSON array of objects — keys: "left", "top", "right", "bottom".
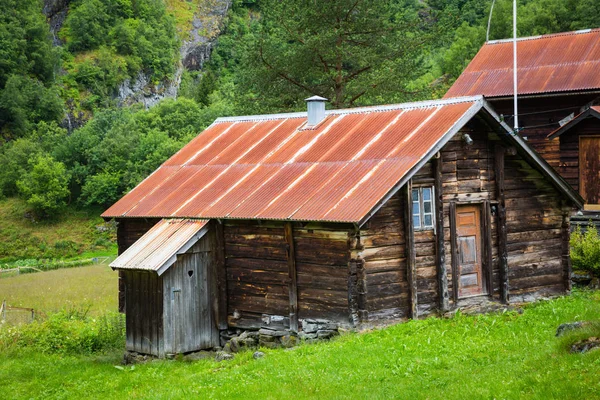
[
  {"left": 548, "top": 107, "right": 600, "bottom": 139},
  {"left": 358, "top": 97, "right": 584, "bottom": 227},
  {"left": 110, "top": 219, "right": 210, "bottom": 276}
]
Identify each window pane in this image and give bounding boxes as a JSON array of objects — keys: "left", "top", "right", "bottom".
[
  {"left": 412, "top": 202, "right": 420, "bottom": 215},
  {"left": 422, "top": 188, "right": 431, "bottom": 201},
  {"left": 412, "top": 189, "right": 419, "bottom": 202},
  {"left": 424, "top": 214, "right": 432, "bottom": 227},
  {"left": 424, "top": 201, "right": 432, "bottom": 213},
  {"left": 413, "top": 215, "right": 421, "bottom": 228}
]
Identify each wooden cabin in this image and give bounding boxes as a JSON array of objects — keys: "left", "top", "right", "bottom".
[
  {"left": 445, "top": 28, "right": 600, "bottom": 211},
  {"left": 103, "top": 96, "right": 582, "bottom": 357}
]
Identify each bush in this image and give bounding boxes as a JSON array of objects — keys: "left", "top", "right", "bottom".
[
  {"left": 570, "top": 224, "right": 600, "bottom": 275},
  {"left": 0, "top": 309, "right": 125, "bottom": 354},
  {"left": 16, "top": 155, "right": 71, "bottom": 218}
]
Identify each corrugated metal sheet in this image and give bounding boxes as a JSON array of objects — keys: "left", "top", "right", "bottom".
[
  {"left": 445, "top": 29, "right": 600, "bottom": 98},
  {"left": 103, "top": 97, "right": 482, "bottom": 223},
  {"left": 110, "top": 219, "right": 209, "bottom": 274}
]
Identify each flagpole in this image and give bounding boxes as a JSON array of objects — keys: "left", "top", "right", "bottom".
[{"left": 513, "top": 0, "right": 519, "bottom": 132}]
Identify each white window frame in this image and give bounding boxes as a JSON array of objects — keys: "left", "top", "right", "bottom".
[{"left": 411, "top": 186, "right": 435, "bottom": 231}]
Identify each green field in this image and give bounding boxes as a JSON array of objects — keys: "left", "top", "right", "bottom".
[
  {"left": 0, "top": 264, "right": 118, "bottom": 315},
  {"left": 1, "top": 265, "right": 600, "bottom": 399}
]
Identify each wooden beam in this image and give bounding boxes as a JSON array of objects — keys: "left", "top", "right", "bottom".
[
  {"left": 403, "top": 182, "right": 418, "bottom": 319},
  {"left": 214, "top": 221, "right": 228, "bottom": 330},
  {"left": 284, "top": 222, "right": 299, "bottom": 332},
  {"left": 483, "top": 200, "right": 494, "bottom": 295},
  {"left": 494, "top": 145, "right": 509, "bottom": 303},
  {"left": 561, "top": 206, "right": 572, "bottom": 292},
  {"left": 433, "top": 155, "right": 449, "bottom": 312},
  {"left": 449, "top": 201, "right": 459, "bottom": 304}
]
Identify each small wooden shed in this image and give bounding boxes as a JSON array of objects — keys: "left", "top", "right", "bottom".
[{"left": 105, "top": 96, "right": 582, "bottom": 357}]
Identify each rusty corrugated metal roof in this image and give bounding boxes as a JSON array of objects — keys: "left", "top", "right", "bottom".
[
  {"left": 103, "top": 96, "right": 488, "bottom": 223},
  {"left": 445, "top": 29, "right": 600, "bottom": 99},
  {"left": 110, "top": 219, "right": 209, "bottom": 275}
]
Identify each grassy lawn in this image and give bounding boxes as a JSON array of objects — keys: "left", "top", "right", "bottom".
[
  {"left": 1, "top": 290, "right": 599, "bottom": 399},
  {"left": 0, "top": 264, "right": 118, "bottom": 315}
]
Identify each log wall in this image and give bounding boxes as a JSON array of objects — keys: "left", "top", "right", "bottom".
[
  {"left": 224, "top": 220, "right": 353, "bottom": 328},
  {"left": 491, "top": 94, "right": 597, "bottom": 168},
  {"left": 503, "top": 150, "right": 569, "bottom": 300},
  {"left": 558, "top": 117, "right": 600, "bottom": 192}
]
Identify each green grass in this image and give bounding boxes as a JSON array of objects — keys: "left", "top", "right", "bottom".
[
  {"left": 1, "top": 291, "right": 600, "bottom": 399},
  {"left": 0, "top": 197, "right": 116, "bottom": 263},
  {"left": 0, "top": 263, "right": 118, "bottom": 315}
]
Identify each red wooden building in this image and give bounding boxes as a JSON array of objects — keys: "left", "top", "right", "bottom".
[
  {"left": 445, "top": 28, "right": 600, "bottom": 209},
  {"left": 103, "top": 96, "right": 581, "bottom": 357}
]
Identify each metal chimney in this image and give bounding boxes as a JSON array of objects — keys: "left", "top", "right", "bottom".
[{"left": 305, "top": 95, "right": 327, "bottom": 127}]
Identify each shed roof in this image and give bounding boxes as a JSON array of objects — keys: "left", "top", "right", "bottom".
[
  {"left": 444, "top": 29, "right": 600, "bottom": 99},
  {"left": 548, "top": 106, "right": 600, "bottom": 139},
  {"left": 110, "top": 219, "right": 209, "bottom": 275},
  {"left": 103, "top": 95, "right": 583, "bottom": 224}
]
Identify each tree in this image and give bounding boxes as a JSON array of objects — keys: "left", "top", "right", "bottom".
[
  {"left": 16, "top": 155, "right": 71, "bottom": 217},
  {"left": 239, "top": 0, "right": 433, "bottom": 109}
]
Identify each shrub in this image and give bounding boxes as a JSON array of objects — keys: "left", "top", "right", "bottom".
[
  {"left": 570, "top": 223, "right": 600, "bottom": 275},
  {"left": 16, "top": 155, "right": 71, "bottom": 218},
  {"left": 0, "top": 309, "right": 125, "bottom": 354}
]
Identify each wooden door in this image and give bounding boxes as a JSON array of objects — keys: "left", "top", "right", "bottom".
[
  {"left": 580, "top": 137, "right": 600, "bottom": 205},
  {"left": 456, "top": 205, "right": 485, "bottom": 297}
]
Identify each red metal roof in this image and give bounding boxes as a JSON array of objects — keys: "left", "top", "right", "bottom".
[
  {"left": 445, "top": 29, "right": 600, "bottom": 99},
  {"left": 103, "top": 97, "right": 485, "bottom": 223},
  {"left": 110, "top": 219, "right": 209, "bottom": 275}
]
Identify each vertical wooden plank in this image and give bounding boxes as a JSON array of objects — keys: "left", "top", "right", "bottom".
[
  {"left": 403, "top": 182, "right": 418, "bottom": 319},
  {"left": 494, "top": 145, "right": 509, "bottom": 303},
  {"left": 214, "top": 221, "right": 228, "bottom": 330},
  {"left": 561, "top": 207, "right": 572, "bottom": 292},
  {"left": 433, "top": 155, "right": 449, "bottom": 312},
  {"left": 124, "top": 272, "right": 133, "bottom": 351},
  {"left": 449, "top": 201, "right": 459, "bottom": 304},
  {"left": 284, "top": 222, "right": 299, "bottom": 332},
  {"left": 483, "top": 200, "right": 494, "bottom": 296}
]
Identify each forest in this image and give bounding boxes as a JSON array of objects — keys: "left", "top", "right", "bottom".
[{"left": 1, "top": 0, "right": 600, "bottom": 218}]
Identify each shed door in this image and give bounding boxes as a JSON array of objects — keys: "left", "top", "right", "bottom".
[
  {"left": 163, "top": 247, "right": 219, "bottom": 355},
  {"left": 580, "top": 137, "right": 600, "bottom": 205},
  {"left": 456, "top": 205, "right": 485, "bottom": 297}
]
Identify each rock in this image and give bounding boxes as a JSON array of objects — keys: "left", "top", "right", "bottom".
[
  {"left": 317, "top": 330, "right": 339, "bottom": 340},
  {"left": 215, "top": 351, "right": 234, "bottom": 362},
  {"left": 253, "top": 351, "right": 265, "bottom": 359},
  {"left": 301, "top": 319, "right": 338, "bottom": 333},
  {"left": 589, "top": 278, "right": 600, "bottom": 290},
  {"left": 571, "top": 272, "right": 593, "bottom": 285},
  {"left": 258, "top": 328, "right": 289, "bottom": 337},
  {"left": 183, "top": 351, "right": 214, "bottom": 362},
  {"left": 280, "top": 335, "right": 299, "bottom": 348},
  {"left": 298, "top": 332, "right": 318, "bottom": 340},
  {"left": 570, "top": 337, "right": 600, "bottom": 353},
  {"left": 556, "top": 321, "right": 589, "bottom": 337}
]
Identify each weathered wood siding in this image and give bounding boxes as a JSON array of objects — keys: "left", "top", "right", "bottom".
[
  {"left": 503, "top": 149, "right": 569, "bottom": 300},
  {"left": 294, "top": 223, "right": 351, "bottom": 323},
  {"left": 558, "top": 118, "right": 600, "bottom": 197},
  {"left": 224, "top": 220, "right": 353, "bottom": 328},
  {"left": 358, "top": 194, "right": 409, "bottom": 321},
  {"left": 122, "top": 270, "right": 163, "bottom": 356},
  {"left": 116, "top": 218, "right": 159, "bottom": 312},
  {"left": 162, "top": 231, "right": 219, "bottom": 354},
  {"left": 491, "top": 94, "right": 597, "bottom": 168}
]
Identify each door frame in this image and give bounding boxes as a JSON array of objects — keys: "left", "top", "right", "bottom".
[
  {"left": 579, "top": 135, "right": 600, "bottom": 210},
  {"left": 449, "top": 200, "right": 494, "bottom": 303}
]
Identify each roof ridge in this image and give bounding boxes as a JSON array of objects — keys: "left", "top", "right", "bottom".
[
  {"left": 214, "top": 96, "right": 483, "bottom": 123},
  {"left": 486, "top": 28, "right": 599, "bottom": 45}
]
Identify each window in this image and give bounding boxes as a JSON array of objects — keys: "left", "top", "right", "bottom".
[{"left": 412, "top": 187, "right": 435, "bottom": 230}]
